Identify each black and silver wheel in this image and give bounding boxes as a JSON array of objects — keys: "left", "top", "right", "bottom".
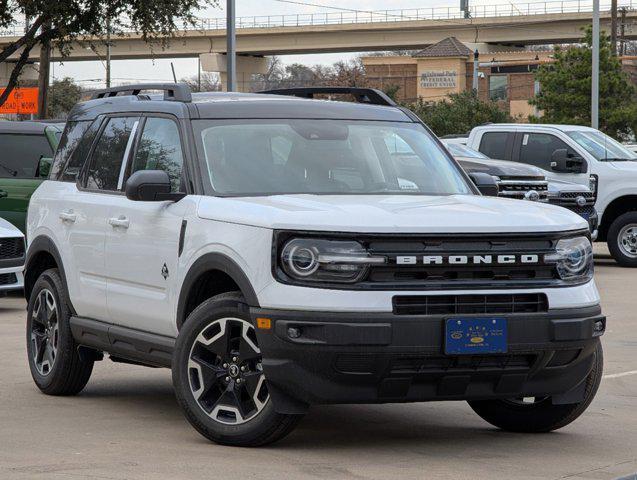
[
  {"left": 172, "top": 292, "right": 303, "bottom": 446},
  {"left": 468, "top": 341, "right": 603, "bottom": 433},
  {"left": 30, "top": 288, "right": 59, "bottom": 376},
  {"left": 607, "top": 211, "right": 637, "bottom": 267},
  {"left": 26, "top": 268, "right": 94, "bottom": 395}
]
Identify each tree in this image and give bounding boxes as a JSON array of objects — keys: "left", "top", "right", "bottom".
[
  {"left": 180, "top": 72, "right": 221, "bottom": 92},
  {"left": 0, "top": 0, "right": 216, "bottom": 107},
  {"left": 530, "top": 27, "right": 637, "bottom": 138},
  {"left": 407, "top": 91, "right": 511, "bottom": 137},
  {"left": 47, "top": 77, "right": 82, "bottom": 118}
]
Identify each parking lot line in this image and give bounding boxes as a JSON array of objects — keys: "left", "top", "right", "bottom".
[{"left": 603, "top": 370, "right": 637, "bottom": 380}]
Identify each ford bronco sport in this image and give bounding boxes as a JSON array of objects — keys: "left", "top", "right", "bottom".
[{"left": 24, "top": 85, "right": 605, "bottom": 447}]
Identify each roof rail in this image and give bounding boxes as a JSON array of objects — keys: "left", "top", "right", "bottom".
[
  {"left": 90, "top": 83, "right": 192, "bottom": 103},
  {"left": 259, "top": 87, "right": 397, "bottom": 107}
]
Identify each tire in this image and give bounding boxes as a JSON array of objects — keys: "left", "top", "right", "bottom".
[
  {"left": 172, "top": 292, "right": 303, "bottom": 447},
  {"left": 607, "top": 211, "right": 637, "bottom": 267},
  {"left": 468, "top": 341, "right": 603, "bottom": 433},
  {"left": 26, "top": 268, "right": 94, "bottom": 395}
]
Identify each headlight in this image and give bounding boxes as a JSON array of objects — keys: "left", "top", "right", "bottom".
[
  {"left": 280, "top": 238, "right": 385, "bottom": 283},
  {"left": 544, "top": 236, "right": 593, "bottom": 281}
]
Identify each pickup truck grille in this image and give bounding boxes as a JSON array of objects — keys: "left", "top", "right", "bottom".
[
  {"left": 0, "top": 237, "right": 25, "bottom": 260},
  {"left": 362, "top": 233, "right": 565, "bottom": 289},
  {"left": 550, "top": 191, "right": 596, "bottom": 217},
  {"left": 393, "top": 293, "right": 548, "bottom": 315},
  {"left": 497, "top": 178, "right": 549, "bottom": 201}
]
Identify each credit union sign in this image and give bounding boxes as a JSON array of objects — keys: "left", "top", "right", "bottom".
[{"left": 421, "top": 70, "right": 457, "bottom": 88}]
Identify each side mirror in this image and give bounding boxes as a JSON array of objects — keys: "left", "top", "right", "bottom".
[
  {"left": 551, "top": 149, "right": 586, "bottom": 173},
  {"left": 469, "top": 172, "right": 499, "bottom": 197},
  {"left": 125, "top": 170, "right": 185, "bottom": 202},
  {"left": 37, "top": 156, "right": 53, "bottom": 179}
]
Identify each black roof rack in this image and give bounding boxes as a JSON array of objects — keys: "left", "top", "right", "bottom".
[
  {"left": 90, "top": 83, "right": 192, "bottom": 103},
  {"left": 259, "top": 87, "right": 397, "bottom": 107}
]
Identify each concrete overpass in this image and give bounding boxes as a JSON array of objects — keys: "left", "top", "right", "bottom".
[{"left": 1, "top": 2, "right": 637, "bottom": 62}]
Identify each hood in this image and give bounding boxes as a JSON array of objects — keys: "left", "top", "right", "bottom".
[
  {"left": 197, "top": 194, "right": 587, "bottom": 234},
  {"left": 456, "top": 157, "right": 545, "bottom": 178},
  {"left": 0, "top": 217, "right": 23, "bottom": 238},
  {"left": 608, "top": 160, "right": 637, "bottom": 170},
  {"left": 547, "top": 178, "right": 591, "bottom": 194}
]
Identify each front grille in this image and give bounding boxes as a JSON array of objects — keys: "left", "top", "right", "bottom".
[
  {"left": 497, "top": 179, "right": 549, "bottom": 200},
  {"left": 0, "top": 273, "right": 17, "bottom": 285},
  {"left": 393, "top": 293, "right": 548, "bottom": 315},
  {"left": 0, "top": 237, "right": 25, "bottom": 259},
  {"left": 364, "top": 234, "right": 562, "bottom": 289},
  {"left": 551, "top": 191, "right": 596, "bottom": 208}
]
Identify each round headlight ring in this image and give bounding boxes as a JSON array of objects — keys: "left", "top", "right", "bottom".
[{"left": 285, "top": 244, "right": 319, "bottom": 277}]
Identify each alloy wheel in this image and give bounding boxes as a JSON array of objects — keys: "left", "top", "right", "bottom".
[
  {"left": 187, "top": 317, "right": 269, "bottom": 425},
  {"left": 30, "top": 289, "right": 59, "bottom": 376}
]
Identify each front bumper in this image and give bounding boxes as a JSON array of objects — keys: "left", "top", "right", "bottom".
[
  {"left": 0, "top": 266, "right": 24, "bottom": 292},
  {"left": 251, "top": 305, "right": 604, "bottom": 412}
]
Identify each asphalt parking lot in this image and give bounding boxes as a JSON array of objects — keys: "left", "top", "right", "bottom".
[{"left": 0, "top": 245, "right": 635, "bottom": 480}]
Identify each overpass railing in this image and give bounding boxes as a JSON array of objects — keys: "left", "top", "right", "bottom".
[{"left": 0, "top": 0, "right": 635, "bottom": 37}]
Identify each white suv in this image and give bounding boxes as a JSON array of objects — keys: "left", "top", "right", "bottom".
[
  {"left": 25, "top": 85, "right": 605, "bottom": 447},
  {"left": 467, "top": 124, "right": 637, "bottom": 266}
]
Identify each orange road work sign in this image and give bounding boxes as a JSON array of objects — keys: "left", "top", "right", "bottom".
[{"left": 0, "top": 87, "right": 39, "bottom": 114}]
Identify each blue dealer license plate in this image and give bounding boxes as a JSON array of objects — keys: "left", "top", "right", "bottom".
[{"left": 445, "top": 317, "right": 508, "bottom": 355}]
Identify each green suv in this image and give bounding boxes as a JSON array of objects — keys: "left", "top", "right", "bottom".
[{"left": 0, "top": 121, "right": 64, "bottom": 233}]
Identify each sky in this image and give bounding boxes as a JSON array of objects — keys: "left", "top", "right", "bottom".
[{"left": 49, "top": 0, "right": 527, "bottom": 88}]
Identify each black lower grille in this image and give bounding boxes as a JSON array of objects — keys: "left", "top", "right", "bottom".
[
  {"left": 393, "top": 293, "right": 548, "bottom": 315},
  {"left": 0, "top": 273, "right": 17, "bottom": 285},
  {"left": 390, "top": 354, "right": 536, "bottom": 374},
  {"left": 0, "top": 237, "right": 24, "bottom": 259}
]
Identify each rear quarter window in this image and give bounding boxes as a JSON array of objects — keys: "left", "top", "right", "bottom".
[
  {"left": 51, "top": 120, "right": 101, "bottom": 182},
  {"left": 478, "top": 132, "right": 509, "bottom": 160},
  {"left": 0, "top": 133, "right": 53, "bottom": 179}
]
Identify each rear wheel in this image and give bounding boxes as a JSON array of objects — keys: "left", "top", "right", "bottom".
[
  {"left": 172, "top": 292, "right": 303, "bottom": 446},
  {"left": 468, "top": 341, "right": 603, "bottom": 432},
  {"left": 26, "top": 268, "right": 94, "bottom": 395},
  {"left": 607, "top": 211, "right": 637, "bottom": 267}
]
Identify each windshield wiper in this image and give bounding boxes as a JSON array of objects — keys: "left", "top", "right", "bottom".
[{"left": 601, "top": 157, "right": 637, "bottom": 162}]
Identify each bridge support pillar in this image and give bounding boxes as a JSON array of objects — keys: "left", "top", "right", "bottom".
[{"left": 200, "top": 53, "right": 268, "bottom": 92}]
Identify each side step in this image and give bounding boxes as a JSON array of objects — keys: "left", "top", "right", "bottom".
[{"left": 70, "top": 316, "right": 175, "bottom": 368}]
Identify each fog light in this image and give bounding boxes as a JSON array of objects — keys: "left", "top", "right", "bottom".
[
  {"left": 594, "top": 320, "right": 605, "bottom": 333},
  {"left": 287, "top": 327, "right": 302, "bottom": 339}
]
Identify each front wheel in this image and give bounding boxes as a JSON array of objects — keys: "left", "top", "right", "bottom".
[
  {"left": 607, "top": 211, "right": 637, "bottom": 267},
  {"left": 172, "top": 292, "right": 303, "bottom": 447},
  {"left": 468, "top": 341, "right": 603, "bottom": 433}
]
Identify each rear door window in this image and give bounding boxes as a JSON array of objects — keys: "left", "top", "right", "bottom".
[
  {"left": 478, "top": 132, "right": 510, "bottom": 160},
  {"left": 0, "top": 133, "right": 53, "bottom": 178},
  {"left": 84, "top": 117, "right": 139, "bottom": 191},
  {"left": 518, "top": 133, "right": 575, "bottom": 171}
]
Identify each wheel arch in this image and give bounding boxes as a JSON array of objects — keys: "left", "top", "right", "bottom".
[
  {"left": 24, "top": 236, "right": 73, "bottom": 311},
  {"left": 176, "top": 253, "right": 260, "bottom": 330},
  {"left": 599, "top": 195, "right": 637, "bottom": 241}
]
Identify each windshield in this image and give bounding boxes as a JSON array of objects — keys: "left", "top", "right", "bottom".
[
  {"left": 566, "top": 130, "right": 637, "bottom": 161},
  {"left": 194, "top": 120, "right": 473, "bottom": 196},
  {"left": 444, "top": 143, "right": 489, "bottom": 159}
]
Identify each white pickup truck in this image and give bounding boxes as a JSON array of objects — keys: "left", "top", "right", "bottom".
[{"left": 467, "top": 124, "right": 637, "bottom": 266}]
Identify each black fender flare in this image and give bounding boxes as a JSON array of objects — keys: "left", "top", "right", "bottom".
[
  {"left": 176, "top": 252, "right": 260, "bottom": 329},
  {"left": 24, "top": 235, "right": 73, "bottom": 310}
]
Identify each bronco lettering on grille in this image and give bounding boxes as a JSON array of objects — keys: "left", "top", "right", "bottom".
[{"left": 395, "top": 255, "right": 540, "bottom": 265}]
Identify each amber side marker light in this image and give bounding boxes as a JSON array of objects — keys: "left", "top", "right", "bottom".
[{"left": 256, "top": 317, "right": 272, "bottom": 330}]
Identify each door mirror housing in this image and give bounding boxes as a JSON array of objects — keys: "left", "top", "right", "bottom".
[
  {"left": 37, "top": 156, "right": 53, "bottom": 179},
  {"left": 550, "top": 149, "right": 586, "bottom": 173},
  {"left": 125, "top": 170, "right": 185, "bottom": 202},
  {"left": 468, "top": 172, "right": 499, "bottom": 197}
]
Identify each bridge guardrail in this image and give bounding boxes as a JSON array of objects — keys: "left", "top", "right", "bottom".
[{"left": 0, "top": 0, "right": 635, "bottom": 38}]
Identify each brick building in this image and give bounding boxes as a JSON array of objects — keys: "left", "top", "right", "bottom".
[{"left": 362, "top": 37, "right": 554, "bottom": 119}]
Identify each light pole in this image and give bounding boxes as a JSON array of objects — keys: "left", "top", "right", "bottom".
[
  {"left": 592, "top": 0, "right": 600, "bottom": 129},
  {"left": 227, "top": 0, "right": 237, "bottom": 92}
]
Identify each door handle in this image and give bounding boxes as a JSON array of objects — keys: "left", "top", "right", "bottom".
[
  {"left": 59, "top": 210, "right": 77, "bottom": 223},
  {"left": 0, "top": 189, "right": 7, "bottom": 198},
  {"left": 108, "top": 216, "right": 130, "bottom": 229}
]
